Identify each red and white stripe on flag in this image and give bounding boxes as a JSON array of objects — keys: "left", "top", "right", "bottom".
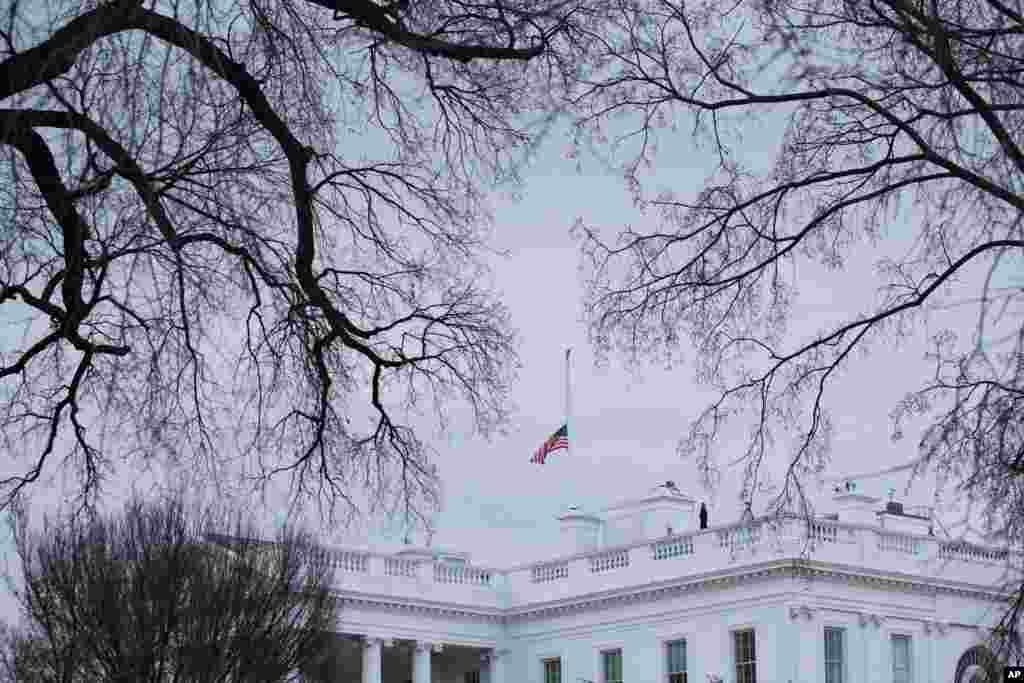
[{"left": 530, "top": 424, "right": 568, "bottom": 464}]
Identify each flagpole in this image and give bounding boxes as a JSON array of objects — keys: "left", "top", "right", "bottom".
[{"left": 565, "top": 347, "right": 572, "bottom": 458}]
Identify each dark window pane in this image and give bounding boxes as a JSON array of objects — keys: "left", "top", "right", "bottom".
[
  {"left": 544, "top": 658, "right": 561, "bottom": 683},
  {"left": 667, "top": 639, "right": 686, "bottom": 675}
]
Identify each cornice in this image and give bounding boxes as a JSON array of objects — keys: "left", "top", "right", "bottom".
[
  {"left": 923, "top": 620, "right": 951, "bottom": 636},
  {"left": 335, "top": 558, "right": 1011, "bottom": 625},
  {"left": 857, "top": 612, "right": 885, "bottom": 628},
  {"left": 505, "top": 561, "right": 789, "bottom": 622},
  {"left": 792, "top": 560, "right": 1008, "bottom": 602},
  {"left": 335, "top": 591, "right": 505, "bottom": 623}
]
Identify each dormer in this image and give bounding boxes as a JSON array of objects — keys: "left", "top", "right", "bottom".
[
  {"left": 829, "top": 492, "right": 882, "bottom": 525},
  {"left": 558, "top": 506, "right": 603, "bottom": 554},
  {"left": 830, "top": 479, "right": 882, "bottom": 525},
  {"left": 601, "top": 482, "right": 697, "bottom": 546}
]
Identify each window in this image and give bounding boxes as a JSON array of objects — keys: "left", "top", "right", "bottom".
[
  {"left": 602, "top": 648, "right": 623, "bottom": 683},
  {"left": 892, "top": 635, "right": 911, "bottom": 683},
  {"left": 734, "top": 629, "right": 756, "bottom": 683},
  {"left": 666, "top": 639, "right": 687, "bottom": 683},
  {"left": 464, "top": 672, "right": 480, "bottom": 683},
  {"left": 824, "top": 627, "right": 844, "bottom": 683},
  {"left": 543, "top": 658, "right": 561, "bottom": 683}
]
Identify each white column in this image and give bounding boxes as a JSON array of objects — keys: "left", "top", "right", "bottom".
[
  {"left": 790, "top": 606, "right": 816, "bottom": 683},
  {"left": 779, "top": 606, "right": 799, "bottom": 683},
  {"left": 847, "top": 619, "right": 863, "bottom": 683},
  {"left": 859, "top": 614, "right": 884, "bottom": 682},
  {"left": 920, "top": 622, "right": 933, "bottom": 683},
  {"left": 362, "top": 637, "right": 383, "bottom": 683},
  {"left": 930, "top": 622, "right": 949, "bottom": 682},
  {"left": 699, "top": 622, "right": 725, "bottom": 683},
  {"left": 481, "top": 651, "right": 493, "bottom": 683},
  {"left": 413, "top": 641, "right": 432, "bottom": 683},
  {"left": 482, "top": 648, "right": 508, "bottom": 683}
]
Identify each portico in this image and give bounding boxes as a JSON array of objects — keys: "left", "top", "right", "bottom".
[{"left": 304, "top": 633, "right": 504, "bottom": 683}]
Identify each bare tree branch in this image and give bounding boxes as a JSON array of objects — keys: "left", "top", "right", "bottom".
[
  {"left": 572, "top": 0, "right": 1024, "bottom": 657},
  {"left": 0, "top": 0, "right": 605, "bottom": 535}
]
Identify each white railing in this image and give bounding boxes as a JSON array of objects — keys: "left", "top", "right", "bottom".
[
  {"left": 940, "top": 541, "right": 1009, "bottom": 564},
  {"left": 718, "top": 523, "right": 762, "bottom": 550},
  {"left": 433, "top": 562, "right": 492, "bottom": 586},
  {"left": 330, "top": 550, "right": 369, "bottom": 573},
  {"left": 531, "top": 562, "right": 569, "bottom": 583},
  {"left": 903, "top": 504, "right": 933, "bottom": 519},
  {"left": 305, "top": 515, "right": 1013, "bottom": 610},
  {"left": 651, "top": 535, "right": 695, "bottom": 560},
  {"left": 877, "top": 531, "right": 921, "bottom": 555},
  {"left": 384, "top": 557, "right": 418, "bottom": 577},
  {"left": 590, "top": 549, "right": 630, "bottom": 573},
  {"left": 810, "top": 520, "right": 840, "bottom": 544}
]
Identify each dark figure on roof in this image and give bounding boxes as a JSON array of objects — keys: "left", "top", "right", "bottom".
[
  {"left": 699, "top": 502, "right": 708, "bottom": 530},
  {"left": 740, "top": 501, "right": 754, "bottom": 524}
]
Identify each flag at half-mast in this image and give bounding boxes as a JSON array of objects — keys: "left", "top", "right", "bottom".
[
  {"left": 530, "top": 424, "right": 568, "bottom": 464},
  {"left": 530, "top": 348, "right": 572, "bottom": 464}
]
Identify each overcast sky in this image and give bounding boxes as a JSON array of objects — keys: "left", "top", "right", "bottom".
[{"left": 0, "top": 48, "right": 991, "bottom": 629}]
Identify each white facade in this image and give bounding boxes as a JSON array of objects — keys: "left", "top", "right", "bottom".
[{"left": 288, "top": 486, "right": 1021, "bottom": 683}]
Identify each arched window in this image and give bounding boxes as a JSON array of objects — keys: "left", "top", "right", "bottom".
[{"left": 954, "top": 645, "right": 999, "bottom": 683}]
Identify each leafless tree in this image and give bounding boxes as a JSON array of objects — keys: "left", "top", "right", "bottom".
[
  {"left": 0, "top": 0, "right": 605, "bottom": 533},
  {"left": 570, "top": 0, "right": 1023, "bottom": 659},
  {"left": 0, "top": 621, "right": 57, "bottom": 683},
  {"left": 0, "top": 491, "right": 339, "bottom": 682}
]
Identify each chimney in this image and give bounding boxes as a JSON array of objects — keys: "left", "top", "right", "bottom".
[{"left": 557, "top": 506, "right": 603, "bottom": 554}]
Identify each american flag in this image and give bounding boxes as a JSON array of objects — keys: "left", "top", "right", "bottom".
[{"left": 530, "top": 424, "right": 568, "bottom": 464}]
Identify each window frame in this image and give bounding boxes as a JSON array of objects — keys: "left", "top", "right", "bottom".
[
  {"left": 664, "top": 637, "right": 687, "bottom": 683},
  {"left": 541, "top": 655, "right": 563, "bottom": 683},
  {"left": 600, "top": 647, "right": 623, "bottom": 683},
  {"left": 732, "top": 627, "right": 757, "bottom": 683},
  {"left": 593, "top": 638, "right": 627, "bottom": 683},
  {"left": 890, "top": 632, "right": 912, "bottom": 683},
  {"left": 823, "top": 625, "right": 846, "bottom": 683},
  {"left": 657, "top": 627, "right": 693, "bottom": 683}
]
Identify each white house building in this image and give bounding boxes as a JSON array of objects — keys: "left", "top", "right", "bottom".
[{"left": 234, "top": 483, "right": 1022, "bottom": 683}]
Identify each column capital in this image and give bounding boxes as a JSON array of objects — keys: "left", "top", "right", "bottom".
[
  {"left": 362, "top": 635, "right": 383, "bottom": 683},
  {"left": 414, "top": 641, "right": 444, "bottom": 654},
  {"left": 481, "top": 648, "right": 510, "bottom": 664},
  {"left": 857, "top": 613, "right": 884, "bottom": 628},
  {"left": 413, "top": 640, "right": 433, "bottom": 683},
  {"left": 789, "top": 604, "right": 814, "bottom": 621}
]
